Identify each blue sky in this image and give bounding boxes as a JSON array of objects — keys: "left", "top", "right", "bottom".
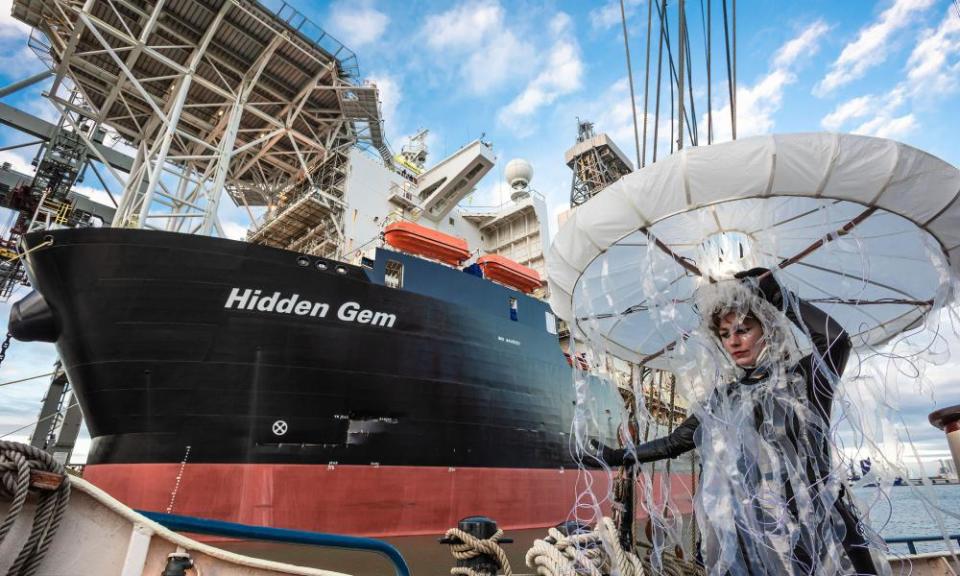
[{"left": 0, "top": 0, "right": 958, "bottom": 472}]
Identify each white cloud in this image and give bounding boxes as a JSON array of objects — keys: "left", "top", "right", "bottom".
[
  {"left": 0, "top": 285, "right": 60, "bottom": 443},
  {"left": 0, "top": 44, "right": 46, "bottom": 80},
  {"left": 0, "top": 149, "right": 35, "bottom": 176},
  {"left": 854, "top": 112, "right": 918, "bottom": 139},
  {"left": 589, "top": 0, "right": 642, "bottom": 31},
  {"left": 0, "top": 0, "right": 30, "bottom": 39},
  {"left": 822, "top": 84, "right": 908, "bottom": 137},
  {"left": 221, "top": 220, "right": 248, "bottom": 241},
  {"left": 592, "top": 78, "right": 641, "bottom": 146},
  {"left": 497, "top": 13, "right": 583, "bottom": 135},
  {"left": 821, "top": 95, "right": 875, "bottom": 130},
  {"left": 578, "top": 76, "right": 675, "bottom": 165},
  {"left": 73, "top": 184, "right": 118, "bottom": 209},
  {"left": 464, "top": 30, "right": 534, "bottom": 95},
  {"left": 774, "top": 20, "right": 832, "bottom": 68},
  {"left": 470, "top": 177, "right": 513, "bottom": 207},
  {"left": 327, "top": 1, "right": 389, "bottom": 48},
  {"left": 420, "top": 0, "right": 536, "bottom": 97},
  {"left": 731, "top": 69, "right": 793, "bottom": 136},
  {"left": 423, "top": 0, "right": 503, "bottom": 51},
  {"left": 821, "top": 7, "right": 960, "bottom": 138},
  {"left": 904, "top": 6, "right": 960, "bottom": 94},
  {"left": 367, "top": 72, "right": 402, "bottom": 141},
  {"left": 814, "top": 0, "right": 935, "bottom": 96},
  {"left": 707, "top": 21, "right": 829, "bottom": 141}
]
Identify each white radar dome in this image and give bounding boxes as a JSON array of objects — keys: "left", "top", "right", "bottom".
[{"left": 505, "top": 158, "right": 533, "bottom": 190}]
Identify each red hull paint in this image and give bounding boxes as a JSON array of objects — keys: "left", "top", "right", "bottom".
[{"left": 83, "top": 464, "right": 695, "bottom": 537}]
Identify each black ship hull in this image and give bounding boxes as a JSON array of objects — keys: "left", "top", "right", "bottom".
[{"left": 15, "top": 228, "right": 691, "bottom": 536}]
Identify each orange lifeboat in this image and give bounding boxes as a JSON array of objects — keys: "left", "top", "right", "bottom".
[
  {"left": 477, "top": 254, "right": 541, "bottom": 293},
  {"left": 384, "top": 221, "right": 470, "bottom": 266}
]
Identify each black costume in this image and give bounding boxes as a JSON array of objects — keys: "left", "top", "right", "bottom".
[{"left": 600, "top": 270, "right": 882, "bottom": 575}]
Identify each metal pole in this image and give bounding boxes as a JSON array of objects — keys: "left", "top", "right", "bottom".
[
  {"left": 930, "top": 406, "right": 960, "bottom": 480},
  {"left": 135, "top": 76, "right": 193, "bottom": 228},
  {"left": 641, "top": 0, "right": 653, "bottom": 167},
  {"left": 200, "top": 97, "right": 243, "bottom": 235},
  {"left": 0, "top": 70, "right": 53, "bottom": 99},
  {"left": 48, "top": 0, "right": 96, "bottom": 99},
  {"left": 732, "top": 0, "right": 737, "bottom": 139},
  {"left": 652, "top": 0, "right": 666, "bottom": 162},
  {"left": 0, "top": 140, "right": 44, "bottom": 153},
  {"left": 620, "top": 0, "right": 642, "bottom": 169},
  {"left": 677, "top": 0, "right": 686, "bottom": 151},
  {"left": 707, "top": 0, "right": 713, "bottom": 144}
]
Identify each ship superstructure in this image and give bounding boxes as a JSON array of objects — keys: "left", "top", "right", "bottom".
[{"left": 6, "top": 0, "right": 553, "bottom": 286}]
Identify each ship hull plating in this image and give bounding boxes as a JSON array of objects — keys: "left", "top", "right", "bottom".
[
  {"left": 84, "top": 464, "right": 697, "bottom": 537},
  {"left": 22, "top": 228, "right": 643, "bottom": 535}
]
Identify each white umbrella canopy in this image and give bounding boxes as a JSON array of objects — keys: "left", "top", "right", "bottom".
[{"left": 548, "top": 133, "right": 960, "bottom": 365}]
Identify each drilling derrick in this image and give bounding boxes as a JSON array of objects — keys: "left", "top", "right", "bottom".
[{"left": 565, "top": 120, "right": 633, "bottom": 207}]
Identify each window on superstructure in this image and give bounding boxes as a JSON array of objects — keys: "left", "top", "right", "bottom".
[
  {"left": 385, "top": 260, "right": 404, "bottom": 289},
  {"left": 509, "top": 297, "right": 518, "bottom": 321}
]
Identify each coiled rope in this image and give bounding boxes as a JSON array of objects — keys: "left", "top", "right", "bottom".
[
  {"left": 524, "top": 517, "right": 705, "bottom": 576},
  {"left": 444, "top": 526, "right": 513, "bottom": 576},
  {"left": 525, "top": 518, "right": 643, "bottom": 576},
  {"left": 0, "top": 441, "right": 71, "bottom": 576}
]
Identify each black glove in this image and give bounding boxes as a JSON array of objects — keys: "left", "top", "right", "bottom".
[
  {"left": 588, "top": 439, "right": 636, "bottom": 467},
  {"left": 734, "top": 267, "right": 783, "bottom": 307}
]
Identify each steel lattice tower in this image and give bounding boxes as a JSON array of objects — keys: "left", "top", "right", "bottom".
[
  {"left": 565, "top": 120, "right": 633, "bottom": 207},
  {"left": 12, "top": 0, "right": 391, "bottom": 258}
]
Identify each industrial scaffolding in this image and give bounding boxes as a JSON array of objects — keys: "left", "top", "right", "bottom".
[{"left": 13, "top": 0, "right": 390, "bottom": 255}]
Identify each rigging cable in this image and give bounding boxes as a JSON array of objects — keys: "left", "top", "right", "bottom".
[
  {"left": 0, "top": 372, "right": 56, "bottom": 388},
  {"left": 0, "top": 401, "right": 78, "bottom": 440},
  {"left": 683, "top": 3, "right": 699, "bottom": 146},
  {"left": 670, "top": 52, "right": 675, "bottom": 154},
  {"left": 652, "top": 0, "right": 698, "bottom": 147},
  {"left": 733, "top": 0, "right": 737, "bottom": 131},
  {"left": 678, "top": 0, "right": 686, "bottom": 150},
  {"left": 652, "top": 0, "right": 666, "bottom": 162},
  {"left": 706, "top": 0, "right": 713, "bottom": 144},
  {"left": 641, "top": 0, "right": 654, "bottom": 167},
  {"left": 620, "top": 0, "right": 643, "bottom": 169},
  {"left": 722, "top": 0, "right": 736, "bottom": 139}
]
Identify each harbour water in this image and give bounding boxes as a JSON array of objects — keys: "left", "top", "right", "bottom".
[
  {"left": 857, "top": 483, "right": 960, "bottom": 555},
  {"left": 217, "top": 484, "right": 960, "bottom": 574}
]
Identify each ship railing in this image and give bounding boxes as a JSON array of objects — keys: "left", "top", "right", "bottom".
[
  {"left": 257, "top": 0, "right": 361, "bottom": 83},
  {"left": 460, "top": 188, "right": 546, "bottom": 213},
  {"left": 884, "top": 533, "right": 960, "bottom": 555},
  {"left": 140, "top": 510, "right": 410, "bottom": 576},
  {"left": 387, "top": 182, "right": 421, "bottom": 210}
]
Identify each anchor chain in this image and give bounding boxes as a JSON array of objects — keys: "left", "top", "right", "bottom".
[{"left": 0, "top": 332, "right": 12, "bottom": 370}]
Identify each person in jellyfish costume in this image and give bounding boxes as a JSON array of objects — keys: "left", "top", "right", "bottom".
[{"left": 597, "top": 267, "right": 888, "bottom": 575}]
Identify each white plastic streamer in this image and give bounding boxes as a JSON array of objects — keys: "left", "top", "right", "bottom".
[{"left": 566, "top": 196, "right": 960, "bottom": 575}]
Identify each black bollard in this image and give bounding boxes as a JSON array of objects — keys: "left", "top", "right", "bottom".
[
  {"left": 548, "top": 520, "right": 594, "bottom": 544},
  {"left": 161, "top": 552, "right": 194, "bottom": 576},
  {"left": 929, "top": 405, "right": 960, "bottom": 480},
  {"left": 439, "top": 515, "right": 512, "bottom": 575}
]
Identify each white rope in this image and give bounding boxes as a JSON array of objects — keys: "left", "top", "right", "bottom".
[
  {"left": 444, "top": 526, "right": 513, "bottom": 576},
  {"left": 524, "top": 519, "right": 636, "bottom": 576},
  {"left": 523, "top": 518, "right": 707, "bottom": 576}
]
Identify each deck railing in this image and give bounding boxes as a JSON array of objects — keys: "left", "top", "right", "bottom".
[
  {"left": 884, "top": 533, "right": 960, "bottom": 555},
  {"left": 140, "top": 510, "right": 410, "bottom": 576}
]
